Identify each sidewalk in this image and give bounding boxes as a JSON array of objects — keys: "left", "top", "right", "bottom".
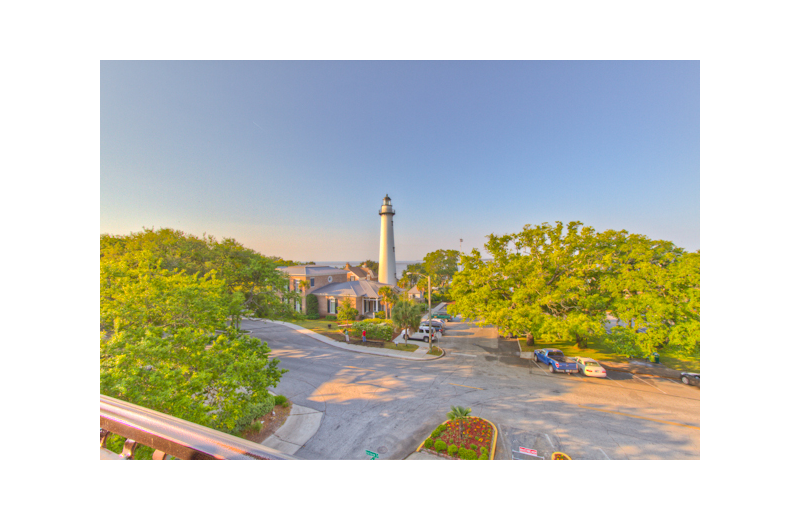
[{"left": 246, "top": 318, "right": 443, "bottom": 361}]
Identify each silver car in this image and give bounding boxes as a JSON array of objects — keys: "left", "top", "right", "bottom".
[{"left": 574, "top": 356, "right": 607, "bottom": 377}]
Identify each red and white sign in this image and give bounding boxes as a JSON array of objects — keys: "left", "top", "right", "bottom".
[{"left": 519, "top": 447, "right": 537, "bottom": 456}]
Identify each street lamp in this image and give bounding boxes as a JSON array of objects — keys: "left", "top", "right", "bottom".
[{"left": 408, "top": 272, "right": 433, "bottom": 353}]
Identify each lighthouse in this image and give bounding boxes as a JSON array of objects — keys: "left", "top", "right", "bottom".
[{"left": 378, "top": 194, "right": 397, "bottom": 286}]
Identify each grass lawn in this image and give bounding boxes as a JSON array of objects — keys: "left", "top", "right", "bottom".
[
  {"left": 517, "top": 337, "right": 700, "bottom": 373},
  {"left": 286, "top": 318, "right": 418, "bottom": 352}
]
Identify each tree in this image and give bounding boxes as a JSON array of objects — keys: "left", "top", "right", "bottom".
[
  {"left": 391, "top": 300, "right": 424, "bottom": 344},
  {"left": 450, "top": 221, "right": 700, "bottom": 356},
  {"left": 305, "top": 293, "right": 319, "bottom": 318},
  {"left": 378, "top": 286, "right": 397, "bottom": 319},
  {"left": 361, "top": 259, "right": 379, "bottom": 274},
  {"left": 337, "top": 298, "right": 358, "bottom": 324},
  {"left": 451, "top": 221, "right": 606, "bottom": 347},
  {"left": 446, "top": 405, "right": 472, "bottom": 443},
  {"left": 101, "top": 228, "right": 298, "bottom": 323},
  {"left": 422, "top": 249, "right": 460, "bottom": 286},
  {"left": 597, "top": 230, "right": 699, "bottom": 357},
  {"left": 100, "top": 246, "right": 287, "bottom": 434}
]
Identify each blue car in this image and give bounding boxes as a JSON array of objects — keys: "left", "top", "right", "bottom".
[{"left": 533, "top": 348, "right": 579, "bottom": 374}]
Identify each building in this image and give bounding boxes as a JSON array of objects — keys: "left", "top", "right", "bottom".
[
  {"left": 277, "top": 195, "right": 401, "bottom": 318},
  {"left": 278, "top": 264, "right": 397, "bottom": 318},
  {"left": 343, "top": 262, "right": 376, "bottom": 282}
]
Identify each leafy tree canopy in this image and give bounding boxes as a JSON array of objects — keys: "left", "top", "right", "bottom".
[
  {"left": 100, "top": 231, "right": 288, "bottom": 433},
  {"left": 450, "top": 222, "right": 699, "bottom": 357},
  {"left": 101, "top": 228, "right": 298, "bottom": 323},
  {"left": 357, "top": 259, "right": 377, "bottom": 272}
]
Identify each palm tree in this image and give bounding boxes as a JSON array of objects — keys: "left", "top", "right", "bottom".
[
  {"left": 446, "top": 405, "right": 472, "bottom": 443},
  {"left": 378, "top": 286, "right": 397, "bottom": 319},
  {"left": 391, "top": 300, "right": 422, "bottom": 344}
]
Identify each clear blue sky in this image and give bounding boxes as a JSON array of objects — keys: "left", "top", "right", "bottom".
[{"left": 100, "top": 61, "right": 699, "bottom": 261}]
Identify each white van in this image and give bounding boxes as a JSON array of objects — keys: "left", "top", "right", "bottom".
[{"left": 394, "top": 325, "right": 441, "bottom": 344}]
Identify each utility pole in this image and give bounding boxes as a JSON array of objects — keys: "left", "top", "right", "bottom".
[{"left": 409, "top": 272, "right": 433, "bottom": 353}]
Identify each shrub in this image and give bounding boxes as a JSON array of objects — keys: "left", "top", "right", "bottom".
[
  {"left": 478, "top": 454, "right": 488, "bottom": 460},
  {"left": 273, "top": 394, "right": 288, "bottom": 407},
  {"left": 448, "top": 444, "right": 459, "bottom": 457},
  {"left": 434, "top": 439, "right": 447, "bottom": 452},
  {"left": 375, "top": 311, "right": 386, "bottom": 319},
  {"left": 324, "top": 315, "right": 337, "bottom": 321},
  {"left": 470, "top": 444, "right": 478, "bottom": 451},
  {"left": 305, "top": 294, "right": 319, "bottom": 316},
  {"left": 458, "top": 448, "right": 478, "bottom": 460},
  {"left": 480, "top": 446, "right": 488, "bottom": 456},
  {"left": 424, "top": 438, "right": 434, "bottom": 449},
  {"left": 306, "top": 313, "right": 319, "bottom": 320},
  {"left": 349, "top": 321, "right": 394, "bottom": 341},
  {"left": 233, "top": 395, "right": 275, "bottom": 433}
]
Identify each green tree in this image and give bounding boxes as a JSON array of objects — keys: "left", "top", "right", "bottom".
[
  {"left": 450, "top": 221, "right": 699, "bottom": 357},
  {"left": 391, "top": 300, "right": 424, "bottom": 344},
  {"left": 337, "top": 298, "right": 358, "bottom": 323},
  {"left": 451, "top": 222, "right": 606, "bottom": 347},
  {"left": 598, "top": 230, "right": 699, "bottom": 357},
  {"left": 378, "top": 286, "right": 397, "bottom": 319},
  {"left": 305, "top": 293, "right": 319, "bottom": 318},
  {"left": 446, "top": 405, "right": 472, "bottom": 443},
  {"left": 361, "top": 259, "right": 379, "bottom": 274},
  {"left": 100, "top": 247, "right": 287, "bottom": 434},
  {"left": 101, "top": 228, "right": 297, "bottom": 323},
  {"left": 422, "top": 249, "right": 460, "bottom": 286}
]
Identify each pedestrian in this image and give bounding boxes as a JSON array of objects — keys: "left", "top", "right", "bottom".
[
  {"left": 344, "top": 329, "right": 349, "bottom": 343},
  {"left": 362, "top": 329, "right": 367, "bottom": 343}
]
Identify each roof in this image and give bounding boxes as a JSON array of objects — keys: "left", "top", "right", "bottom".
[
  {"left": 345, "top": 266, "right": 373, "bottom": 279},
  {"left": 309, "top": 280, "right": 397, "bottom": 298},
  {"left": 277, "top": 265, "right": 348, "bottom": 277}
]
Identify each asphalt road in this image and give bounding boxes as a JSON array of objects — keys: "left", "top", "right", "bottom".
[{"left": 244, "top": 318, "right": 700, "bottom": 460}]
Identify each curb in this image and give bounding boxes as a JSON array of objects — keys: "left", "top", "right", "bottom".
[{"left": 252, "top": 318, "right": 445, "bottom": 361}]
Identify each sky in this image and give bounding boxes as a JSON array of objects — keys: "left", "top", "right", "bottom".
[{"left": 100, "top": 60, "right": 699, "bottom": 261}]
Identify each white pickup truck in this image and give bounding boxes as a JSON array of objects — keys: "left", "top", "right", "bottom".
[{"left": 394, "top": 325, "right": 441, "bottom": 344}]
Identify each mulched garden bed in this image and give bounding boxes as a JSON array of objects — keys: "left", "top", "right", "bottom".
[
  {"left": 242, "top": 400, "right": 292, "bottom": 445},
  {"left": 421, "top": 417, "right": 496, "bottom": 459}
]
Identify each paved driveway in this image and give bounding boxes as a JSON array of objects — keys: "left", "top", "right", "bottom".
[{"left": 245, "top": 319, "right": 700, "bottom": 460}]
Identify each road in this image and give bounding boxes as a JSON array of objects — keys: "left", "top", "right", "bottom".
[{"left": 244, "top": 318, "right": 700, "bottom": 460}]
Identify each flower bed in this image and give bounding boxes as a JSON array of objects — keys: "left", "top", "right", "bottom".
[{"left": 419, "top": 417, "right": 497, "bottom": 460}]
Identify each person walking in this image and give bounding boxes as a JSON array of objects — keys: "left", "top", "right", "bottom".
[{"left": 362, "top": 329, "right": 367, "bottom": 343}]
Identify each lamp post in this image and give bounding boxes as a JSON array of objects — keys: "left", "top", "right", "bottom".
[{"left": 409, "top": 272, "right": 433, "bottom": 353}]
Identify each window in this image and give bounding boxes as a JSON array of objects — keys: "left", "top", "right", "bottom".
[
  {"left": 294, "top": 280, "right": 299, "bottom": 292},
  {"left": 310, "top": 278, "right": 315, "bottom": 287},
  {"left": 328, "top": 297, "right": 337, "bottom": 314}
]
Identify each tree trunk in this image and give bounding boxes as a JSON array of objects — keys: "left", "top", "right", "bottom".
[{"left": 526, "top": 333, "right": 535, "bottom": 346}]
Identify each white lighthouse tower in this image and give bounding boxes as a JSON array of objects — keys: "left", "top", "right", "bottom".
[{"left": 378, "top": 194, "right": 397, "bottom": 286}]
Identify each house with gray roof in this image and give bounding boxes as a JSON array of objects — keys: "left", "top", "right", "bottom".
[{"left": 277, "top": 265, "right": 397, "bottom": 318}]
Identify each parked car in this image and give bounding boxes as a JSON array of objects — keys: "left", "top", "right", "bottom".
[
  {"left": 394, "top": 325, "right": 441, "bottom": 344},
  {"left": 680, "top": 372, "right": 700, "bottom": 387},
  {"left": 432, "top": 311, "right": 452, "bottom": 321},
  {"left": 574, "top": 356, "right": 607, "bottom": 377},
  {"left": 421, "top": 320, "right": 446, "bottom": 334},
  {"left": 533, "top": 348, "right": 579, "bottom": 374}
]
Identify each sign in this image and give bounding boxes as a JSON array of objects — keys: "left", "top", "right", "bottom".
[
  {"left": 366, "top": 450, "right": 379, "bottom": 460},
  {"left": 519, "top": 447, "right": 537, "bottom": 456}
]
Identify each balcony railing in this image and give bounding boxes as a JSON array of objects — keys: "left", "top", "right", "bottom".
[{"left": 100, "top": 394, "right": 295, "bottom": 460}]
